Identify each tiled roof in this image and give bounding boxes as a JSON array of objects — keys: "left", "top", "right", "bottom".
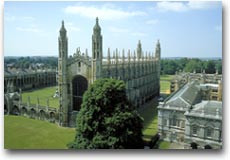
[
  {"left": 165, "top": 81, "right": 201, "bottom": 109},
  {"left": 185, "top": 100, "right": 222, "bottom": 119}
]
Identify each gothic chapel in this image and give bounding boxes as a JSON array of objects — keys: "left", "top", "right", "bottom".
[{"left": 58, "top": 17, "right": 161, "bottom": 127}]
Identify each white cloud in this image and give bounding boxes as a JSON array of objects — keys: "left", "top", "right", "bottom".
[
  {"left": 146, "top": 19, "right": 158, "bottom": 25},
  {"left": 156, "top": 1, "right": 220, "bottom": 12},
  {"left": 16, "top": 27, "right": 41, "bottom": 33},
  {"left": 109, "top": 27, "right": 129, "bottom": 33},
  {"left": 131, "top": 32, "right": 146, "bottom": 37},
  {"left": 63, "top": 4, "right": 146, "bottom": 20},
  {"left": 22, "top": 16, "right": 35, "bottom": 21},
  {"left": 156, "top": 1, "right": 188, "bottom": 12},
  {"left": 5, "top": 15, "right": 35, "bottom": 22},
  {"left": 188, "top": 1, "right": 220, "bottom": 10}
]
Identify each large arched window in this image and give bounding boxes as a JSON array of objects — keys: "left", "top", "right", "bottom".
[{"left": 72, "top": 75, "right": 88, "bottom": 111}]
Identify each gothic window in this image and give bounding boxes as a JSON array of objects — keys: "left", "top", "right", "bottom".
[
  {"left": 78, "top": 62, "right": 81, "bottom": 67},
  {"left": 192, "top": 125, "right": 198, "bottom": 135},
  {"left": 206, "top": 127, "right": 213, "bottom": 138},
  {"left": 163, "top": 118, "right": 167, "bottom": 126},
  {"left": 177, "top": 120, "right": 180, "bottom": 127},
  {"left": 181, "top": 121, "right": 185, "bottom": 128},
  {"left": 171, "top": 115, "right": 177, "bottom": 126}
]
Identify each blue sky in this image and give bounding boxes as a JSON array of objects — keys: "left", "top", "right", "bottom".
[{"left": 4, "top": 1, "right": 222, "bottom": 58}]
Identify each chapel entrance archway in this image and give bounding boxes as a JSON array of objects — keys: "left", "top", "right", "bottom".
[{"left": 72, "top": 75, "right": 88, "bottom": 111}]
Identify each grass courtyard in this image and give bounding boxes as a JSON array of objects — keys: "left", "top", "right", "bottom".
[
  {"left": 4, "top": 115, "right": 75, "bottom": 149},
  {"left": 5, "top": 75, "right": 173, "bottom": 149},
  {"left": 139, "top": 100, "right": 158, "bottom": 142},
  {"left": 21, "top": 86, "right": 59, "bottom": 109},
  {"left": 160, "top": 75, "right": 174, "bottom": 94}
]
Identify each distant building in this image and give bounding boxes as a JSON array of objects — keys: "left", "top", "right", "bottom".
[
  {"left": 4, "top": 68, "right": 57, "bottom": 92},
  {"left": 170, "top": 72, "right": 222, "bottom": 94}
]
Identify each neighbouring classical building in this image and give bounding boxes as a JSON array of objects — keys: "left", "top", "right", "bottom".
[
  {"left": 58, "top": 18, "right": 161, "bottom": 127},
  {"left": 184, "top": 101, "right": 222, "bottom": 149},
  {"left": 158, "top": 80, "right": 222, "bottom": 149}
]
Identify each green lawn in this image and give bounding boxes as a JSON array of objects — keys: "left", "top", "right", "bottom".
[
  {"left": 139, "top": 101, "right": 158, "bottom": 141},
  {"left": 160, "top": 81, "right": 171, "bottom": 94},
  {"left": 160, "top": 75, "right": 174, "bottom": 94},
  {"left": 4, "top": 115, "right": 75, "bottom": 149},
  {"left": 22, "top": 86, "right": 59, "bottom": 109},
  {"left": 159, "top": 141, "right": 171, "bottom": 149},
  {"left": 160, "top": 75, "right": 174, "bottom": 81}
]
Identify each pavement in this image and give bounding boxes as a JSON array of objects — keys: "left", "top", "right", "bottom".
[{"left": 169, "top": 142, "right": 184, "bottom": 149}]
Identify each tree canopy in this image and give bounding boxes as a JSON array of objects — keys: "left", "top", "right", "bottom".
[
  {"left": 68, "top": 78, "right": 144, "bottom": 149},
  {"left": 161, "top": 58, "right": 222, "bottom": 75}
]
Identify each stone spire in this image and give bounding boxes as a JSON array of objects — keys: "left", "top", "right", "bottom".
[
  {"left": 137, "top": 40, "right": 142, "bottom": 60},
  {"left": 122, "top": 49, "right": 125, "bottom": 64},
  {"left": 60, "top": 20, "right": 67, "bottom": 36},
  {"left": 133, "top": 50, "right": 136, "bottom": 63},
  {"left": 148, "top": 52, "right": 151, "bottom": 60},
  {"left": 58, "top": 20, "right": 68, "bottom": 126},
  {"left": 93, "top": 17, "right": 101, "bottom": 34},
  {"left": 85, "top": 48, "right": 88, "bottom": 57},
  {"left": 128, "top": 49, "right": 131, "bottom": 63},
  {"left": 115, "top": 48, "right": 119, "bottom": 64},
  {"left": 155, "top": 39, "right": 161, "bottom": 59},
  {"left": 113, "top": 51, "right": 116, "bottom": 61},
  {"left": 107, "top": 48, "right": 111, "bottom": 65},
  {"left": 92, "top": 17, "right": 103, "bottom": 80}
]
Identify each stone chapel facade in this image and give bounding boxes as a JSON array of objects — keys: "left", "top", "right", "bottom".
[{"left": 58, "top": 18, "right": 161, "bottom": 127}]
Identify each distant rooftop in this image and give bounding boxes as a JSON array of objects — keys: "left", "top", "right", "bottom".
[{"left": 185, "top": 100, "right": 222, "bottom": 120}]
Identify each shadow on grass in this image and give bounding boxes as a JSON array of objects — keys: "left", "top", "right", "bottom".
[{"left": 138, "top": 100, "right": 159, "bottom": 141}]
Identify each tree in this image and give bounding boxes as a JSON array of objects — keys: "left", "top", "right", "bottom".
[
  {"left": 204, "top": 60, "right": 216, "bottom": 74},
  {"left": 161, "top": 59, "right": 178, "bottom": 75},
  {"left": 184, "top": 59, "right": 203, "bottom": 73},
  {"left": 68, "top": 78, "right": 144, "bottom": 149},
  {"left": 215, "top": 60, "right": 222, "bottom": 74}
]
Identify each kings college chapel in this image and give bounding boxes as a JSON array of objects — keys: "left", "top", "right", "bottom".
[{"left": 58, "top": 17, "right": 161, "bottom": 127}]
